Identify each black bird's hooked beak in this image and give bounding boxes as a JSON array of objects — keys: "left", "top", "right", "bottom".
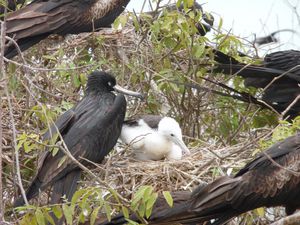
[{"left": 114, "top": 85, "right": 144, "bottom": 100}]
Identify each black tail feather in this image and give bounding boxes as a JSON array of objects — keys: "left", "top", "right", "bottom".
[
  {"left": 5, "top": 34, "right": 50, "bottom": 59},
  {"left": 14, "top": 178, "right": 42, "bottom": 208}
]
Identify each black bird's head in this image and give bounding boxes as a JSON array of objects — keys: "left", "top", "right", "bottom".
[
  {"left": 86, "top": 71, "right": 116, "bottom": 94},
  {"left": 86, "top": 71, "right": 144, "bottom": 99}
]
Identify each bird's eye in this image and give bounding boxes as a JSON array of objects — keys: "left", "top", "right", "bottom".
[
  {"left": 108, "top": 81, "right": 112, "bottom": 87},
  {"left": 170, "top": 134, "right": 174, "bottom": 137}
]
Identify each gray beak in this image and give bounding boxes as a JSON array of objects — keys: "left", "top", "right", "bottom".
[
  {"left": 114, "top": 85, "right": 144, "bottom": 100},
  {"left": 172, "top": 136, "right": 191, "bottom": 155}
]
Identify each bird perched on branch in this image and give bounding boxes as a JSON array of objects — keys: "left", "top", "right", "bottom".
[
  {"left": 213, "top": 49, "right": 300, "bottom": 120},
  {"left": 3, "top": 0, "right": 131, "bottom": 58},
  {"left": 120, "top": 115, "right": 190, "bottom": 160},
  {"left": 14, "top": 71, "right": 143, "bottom": 209},
  {"left": 101, "top": 133, "right": 300, "bottom": 225}
]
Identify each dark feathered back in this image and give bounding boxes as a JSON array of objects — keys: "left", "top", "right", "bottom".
[{"left": 4, "top": 0, "right": 130, "bottom": 58}]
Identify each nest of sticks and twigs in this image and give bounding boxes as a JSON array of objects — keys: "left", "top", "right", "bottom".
[{"left": 83, "top": 139, "right": 258, "bottom": 198}]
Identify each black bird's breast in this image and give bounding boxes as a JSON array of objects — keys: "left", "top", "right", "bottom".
[{"left": 63, "top": 92, "right": 126, "bottom": 164}]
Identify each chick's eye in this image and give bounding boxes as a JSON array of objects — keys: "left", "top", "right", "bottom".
[{"left": 170, "top": 134, "right": 174, "bottom": 137}]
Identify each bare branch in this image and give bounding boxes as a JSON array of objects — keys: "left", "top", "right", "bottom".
[
  {"left": 271, "top": 211, "right": 300, "bottom": 225},
  {"left": 0, "top": 18, "right": 5, "bottom": 224}
]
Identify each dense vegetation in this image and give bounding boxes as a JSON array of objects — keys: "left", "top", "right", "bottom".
[{"left": 1, "top": 0, "right": 299, "bottom": 224}]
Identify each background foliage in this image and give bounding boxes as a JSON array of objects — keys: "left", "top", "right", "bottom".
[{"left": 1, "top": 0, "right": 299, "bottom": 224}]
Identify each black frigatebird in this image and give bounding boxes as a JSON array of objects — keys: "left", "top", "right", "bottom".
[
  {"left": 14, "top": 71, "right": 143, "bottom": 207},
  {"left": 4, "top": 0, "right": 131, "bottom": 58},
  {"left": 213, "top": 49, "right": 300, "bottom": 120}
]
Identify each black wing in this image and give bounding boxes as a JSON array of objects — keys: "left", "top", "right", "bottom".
[
  {"left": 264, "top": 50, "right": 300, "bottom": 73},
  {"left": 43, "top": 108, "right": 76, "bottom": 141},
  {"left": 235, "top": 133, "right": 300, "bottom": 176},
  {"left": 124, "top": 115, "right": 163, "bottom": 129},
  {"left": 36, "top": 93, "right": 126, "bottom": 189},
  {"left": 6, "top": 0, "right": 93, "bottom": 39},
  {"left": 212, "top": 50, "right": 300, "bottom": 119},
  {"left": 188, "top": 134, "right": 300, "bottom": 225},
  {"left": 4, "top": 0, "right": 93, "bottom": 57},
  {"left": 4, "top": 0, "right": 130, "bottom": 58}
]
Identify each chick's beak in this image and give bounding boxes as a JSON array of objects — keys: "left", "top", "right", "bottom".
[{"left": 172, "top": 136, "right": 190, "bottom": 155}]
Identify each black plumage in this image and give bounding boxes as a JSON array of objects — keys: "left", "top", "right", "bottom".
[
  {"left": 101, "top": 134, "right": 300, "bottom": 225},
  {"left": 123, "top": 115, "right": 164, "bottom": 129},
  {"left": 4, "top": 0, "right": 130, "bottom": 58},
  {"left": 14, "top": 71, "right": 142, "bottom": 208},
  {"left": 97, "top": 190, "right": 197, "bottom": 225},
  {"left": 213, "top": 49, "right": 300, "bottom": 119}
]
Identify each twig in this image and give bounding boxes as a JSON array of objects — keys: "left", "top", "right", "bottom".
[
  {"left": 262, "top": 65, "right": 300, "bottom": 93},
  {"left": 4, "top": 62, "right": 29, "bottom": 207},
  {"left": 0, "top": 18, "right": 5, "bottom": 222},
  {"left": 280, "top": 94, "right": 300, "bottom": 119},
  {"left": 271, "top": 211, "right": 300, "bottom": 225},
  {"left": 262, "top": 150, "right": 300, "bottom": 176},
  {"left": 51, "top": 124, "right": 130, "bottom": 205}
]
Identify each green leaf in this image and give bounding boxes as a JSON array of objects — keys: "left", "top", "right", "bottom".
[
  {"left": 192, "top": 45, "right": 205, "bottom": 58},
  {"left": 255, "top": 207, "right": 265, "bottom": 217},
  {"left": 62, "top": 204, "right": 74, "bottom": 225},
  {"left": 104, "top": 202, "right": 112, "bottom": 221},
  {"left": 113, "top": 14, "right": 128, "bottom": 29},
  {"left": 121, "top": 206, "right": 129, "bottom": 219},
  {"left": 35, "top": 208, "right": 46, "bottom": 225},
  {"left": 109, "top": 188, "right": 121, "bottom": 204},
  {"left": 78, "top": 211, "right": 86, "bottom": 223},
  {"left": 146, "top": 193, "right": 158, "bottom": 211},
  {"left": 58, "top": 155, "right": 67, "bottom": 168},
  {"left": 163, "top": 191, "right": 173, "bottom": 207},
  {"left": 145, "top": 193, "right": 158, "bottom": 218},
  {"left": 20, "top": 214, "right": 38, "bottom": 225},
  {"left": 143, "top": 186, "right": 154, "bottom": 202},
  {"left": 52, "top": 205, "right": 63, "bottom": 219},
  {"left": 43, "top": 210, "right": 55, "bottom": 225},
  {"left": 137, "top": 201, "right": 145, "bottom": 218},
  {"left": 71, "top": 189, "right": 86, "bottom": 205},
  {"left": 125, "top": 219, "right": 139, "bottom": 225},
  {"left": 131, "top": 186, "right": 148, "bottom": 209},
  {"left": 90, "top": 206, "right": 101, "bottom": 225}
]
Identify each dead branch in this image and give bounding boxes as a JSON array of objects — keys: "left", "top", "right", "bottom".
[{"left": 271, "top": 211, "right": 300, "bottom": 225}]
